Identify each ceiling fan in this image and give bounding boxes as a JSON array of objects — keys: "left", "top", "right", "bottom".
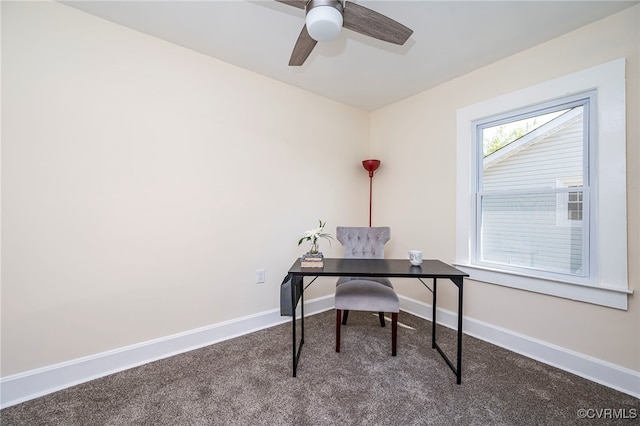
[{"left": 276, "top": 0, "right": 413, "bottom": 66}]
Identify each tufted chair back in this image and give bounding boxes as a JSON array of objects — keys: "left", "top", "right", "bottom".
[{"left": 337, "top": 227, "right": 390, "bottom": 259}]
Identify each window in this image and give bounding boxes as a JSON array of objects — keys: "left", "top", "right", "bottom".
[
  {"left": 556, "top": 177, "right": 584, "bottom": 227},
  {"left": 567, "top": 191, "right": 583, "bottom": 221},
  {"left": 474, "top": 96, "right": 592, "bottom": 279},
  {"left": 456, "top": 58, "right": 629, "bottom": 309}
]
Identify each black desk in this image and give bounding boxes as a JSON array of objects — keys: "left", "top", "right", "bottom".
[{"left": 284, "top": 258, "right": 469, "bottom": 383}]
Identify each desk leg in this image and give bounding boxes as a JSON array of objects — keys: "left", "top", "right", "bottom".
[
  {"left": 291, "top": 276, "right": 305, "bottom": 377},
  {"left": 456, "top": 278, "right": 463, "bottom": 384},
  {"left": 301, "top": 285, "right": 305, "bottom": 346},
  {"left": 431, "top": 278, "right": 437, "bottom": 349},
  {"left": 291, "top": 276, "right": 297, "bottom": 377},
  {"left": 431, "top": 277, "right": 464, "bottom": 385},
  {"left": 291, "top": 314, "right": 296, "bottom": 377}
]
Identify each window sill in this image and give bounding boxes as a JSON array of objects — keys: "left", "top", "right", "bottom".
[{"left": 453, "top": 263, "right": 631, "bottom": 310}]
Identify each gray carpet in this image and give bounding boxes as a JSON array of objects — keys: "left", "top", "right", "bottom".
[{"left": 1, "top": 310, "right": 638, "bottom": 425}]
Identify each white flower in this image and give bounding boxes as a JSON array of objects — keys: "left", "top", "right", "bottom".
[
  {"left": 305, "top": 227, "right": 323, "bottom": 240},
  {"left": 298, "top": 220, "right": 334, "bottom": 250}
]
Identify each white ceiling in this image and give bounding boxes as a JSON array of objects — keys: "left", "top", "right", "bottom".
[{"left": 62, "top": 0, "right": 637, "bottom": 111}]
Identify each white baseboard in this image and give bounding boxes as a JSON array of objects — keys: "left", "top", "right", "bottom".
[
  {"left": 0, "top": 296, "right": 334, "bottom": 409},
  {"left": 399, "top": 295, "right": 640, "bottom": 399},
  {"left": 2, "top": 294, "right": 637, "bottom": 409}
]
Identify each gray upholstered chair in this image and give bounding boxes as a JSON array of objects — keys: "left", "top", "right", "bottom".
[
  {"left": 336, "top": 226, "right": 393, "bottom": 327},
  {"left": 334, "top": 226, "right": 399, "bottom": 355}
]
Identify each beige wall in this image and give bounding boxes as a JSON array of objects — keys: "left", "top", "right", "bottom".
[
  {"left": 2, "top": 1, "right": 638, "bottom": 379},
  {"left": 371, "top": 5, "right": 639, "bottom": 371},
  {"left": 1, "top": 1, "right": 369, "bottom": 375}
]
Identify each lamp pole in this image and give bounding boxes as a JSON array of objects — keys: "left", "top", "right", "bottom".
[{"left": 362, "top": 159, "right": 381, "bottom": 227}]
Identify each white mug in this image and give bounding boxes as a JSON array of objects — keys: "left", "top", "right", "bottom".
[{"left": 408, "top": 250, "right": 423, "bottom": 266}]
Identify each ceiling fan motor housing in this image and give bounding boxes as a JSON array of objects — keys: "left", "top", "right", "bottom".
[{"left": 305, "top": 0, "right": 344, "bottom": 42}]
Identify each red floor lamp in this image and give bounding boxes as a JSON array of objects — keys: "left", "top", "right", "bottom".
[{"left": 362, "top": 159, "right": 381, "bottom": 227}]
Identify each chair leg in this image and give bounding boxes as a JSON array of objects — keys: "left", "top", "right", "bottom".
[
  {"left": 336, "top": 309, "right": 342, "bottom": 353},
  {"left": 378, "top": 312, "right": 386, "bottom": 327},
  {"left": 341, "top": 310, "right": 349, "bottom": 325},
  {"left": 391, "top": 312, "right": 398, "bottom": 356}
]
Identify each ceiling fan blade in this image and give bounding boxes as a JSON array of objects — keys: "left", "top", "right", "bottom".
[
  {"left": 289, "top": 25, "right": 318, "bottom": 66},
  {"left": 275, "top": 0, "right": 307, "bottom": 9},
  {"left": 343, "top": 1, "right": 413, "bottom": 45}
]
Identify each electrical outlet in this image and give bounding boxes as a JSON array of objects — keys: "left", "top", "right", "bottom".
[{"left": 255, "top": 269, "right": 265, "bottom": 284}]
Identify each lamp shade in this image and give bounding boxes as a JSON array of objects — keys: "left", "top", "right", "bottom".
[
  {"left": 306, "top": 5, "right": 343, "bottom": 42},
  {"left": 362, "top": 159, "right": 381, "bottom": 177}
]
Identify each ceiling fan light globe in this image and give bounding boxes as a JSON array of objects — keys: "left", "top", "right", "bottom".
[{"left": 306, "top": 6, "right": 343, "bottom": 42}]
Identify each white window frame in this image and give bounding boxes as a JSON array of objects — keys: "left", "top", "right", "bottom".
[{"left": 456, "top": 58, "right": 630, "bottom": 310}]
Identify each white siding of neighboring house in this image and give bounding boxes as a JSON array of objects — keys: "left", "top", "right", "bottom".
[{"left": 480, "top": 111, "right": 585, "bottom": 276}]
